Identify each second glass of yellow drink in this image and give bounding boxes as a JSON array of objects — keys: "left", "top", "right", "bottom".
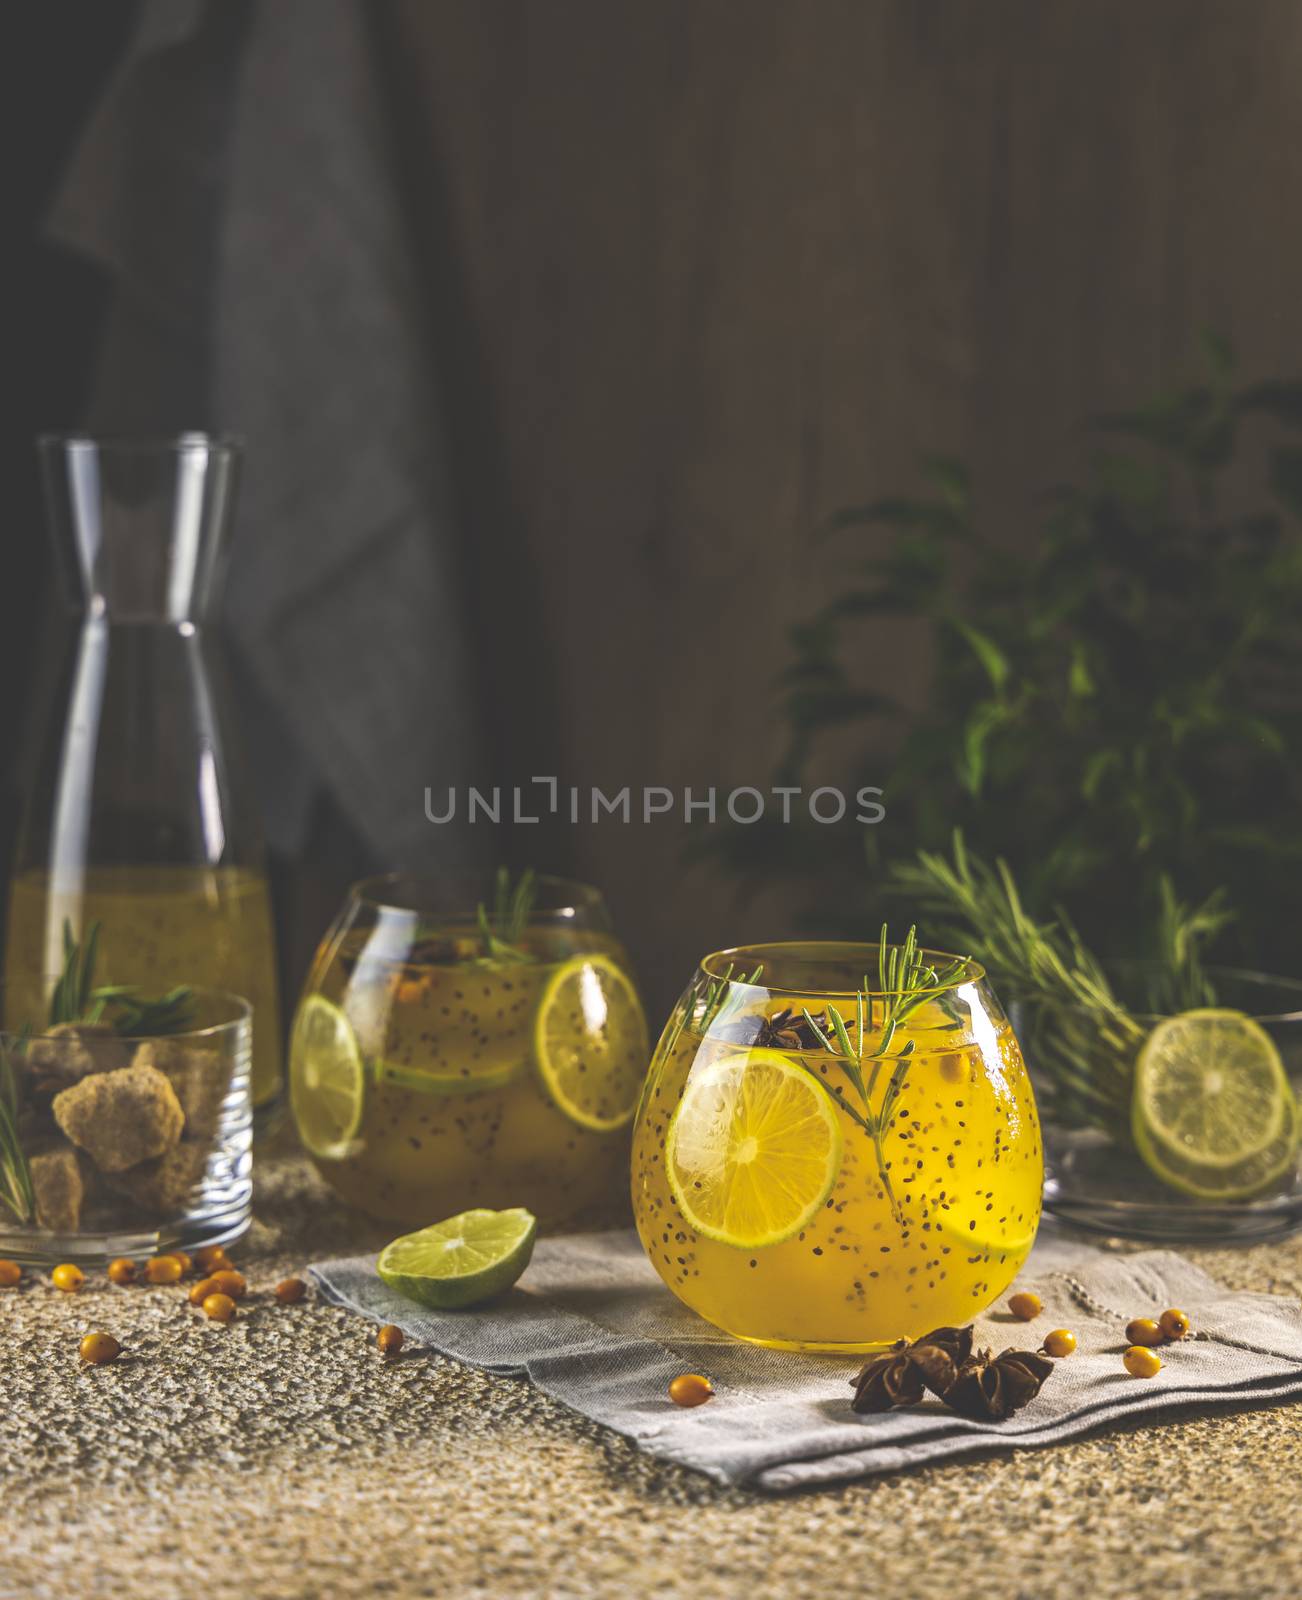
[{"left": 290, "top": 872, "right": 648, "bottom": 1228}]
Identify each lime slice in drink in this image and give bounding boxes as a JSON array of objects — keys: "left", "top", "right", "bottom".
[
  {"left": 290, "top": 995, "right": 366, "bottom": 1159},
  {"left": 1132, "top": 1008, "right": 1300, "bottom": 1198},
  {"left": 665, "top": 1048, "right": 843, "bottom": 1249},
  {"left": 377, "top": 1207, "right": 537, "bottom": 1310},
  {"left": 533, "top": 954, "right": 649, "bottom": 1130},
  {"left": 372, "top": 1059, "right": 520, "bottom": 1098}
]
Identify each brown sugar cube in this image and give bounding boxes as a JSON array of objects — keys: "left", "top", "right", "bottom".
[
  {"left": 53, "top": 1064, "right": 185, "bottom": 1173},
  {"left": 25, "top": 1022, "right": 133, "bottom": 1091},
  {"left": 28, "top": 1143, "right": 86, "bottom": 1232},
  {"left": 112, "top": 1142, "right": 209, "bottom": 1214},
  {"left": 131, "top": 1040, "right": 228, "bottom": 1143}
]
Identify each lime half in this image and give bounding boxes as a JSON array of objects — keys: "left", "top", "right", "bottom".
[
  {"left": 666, "top": 1048, "right": 843, "bottom": 1249},
  {"left": 1133, "top": 1008, "right": 1300, "bottom": 1199},
  {"left": 377, "top": 1207, "right": 537, "bottom": 1310},
  {"left": 290, "top": 995, "right": 366, "bottom": 1159},
  {"left": 534, "top": 955, "right": 649, "bottom": 1130}
]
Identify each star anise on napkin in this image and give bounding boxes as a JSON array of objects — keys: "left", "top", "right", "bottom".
[
  {"left": 851, "top": 1340, "right": 926, "bottom": 1411},
  {"left": 850, "top": 1326, "right": 974, "bottom": 1413},
  {"left": 941, "top": 1347, "right": 1055, "bottom": 1421},
  {"left": 850, "top": 1324, "right": 1054, "bottom": 1420}
]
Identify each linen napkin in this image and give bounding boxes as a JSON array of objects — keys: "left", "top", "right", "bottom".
[{"left": 311, "top": 1229, "right": 1302, "bottom": 1491}]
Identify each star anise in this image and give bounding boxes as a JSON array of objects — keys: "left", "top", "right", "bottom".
[
  {"left": 753, "top": 1008, "right": 824, "bottom": 1051},
  {"left": 851, "top": 1325, "right": 1055, "bottom": 1421},
  {"left": 941, "top": 1347, "right": 1055, "bottom": 1421},
  {"left": 850, "top": 1325, "right": 975, "bottom": 1413},
  {"left": 850, "top": 1340, "right": 926, "bottom": 1412}
]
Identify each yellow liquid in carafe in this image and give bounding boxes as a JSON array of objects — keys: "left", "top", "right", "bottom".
[{"left": 6, "top": 864, "right": 282, "bottom": 1108}]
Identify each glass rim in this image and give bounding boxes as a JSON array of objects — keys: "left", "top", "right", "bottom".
[
  {"left": 38, "top": 431, "right": 244, "bottom": 457},
  {"left": 1009, "top": 961, "right": 1302, "bottom": 1026},
  {"left": 698, "top": 940, "right": 986, "bottom": 998},
  {"left": 0, "top": 981, "right": 251, "bottom": 1045},
  {"left": 349, "top": 870, "right": 607, "bottom": 921}
]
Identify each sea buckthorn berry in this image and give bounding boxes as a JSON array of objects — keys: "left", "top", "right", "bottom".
[
  {"left": 207, "top": 1268, "right": 247, "bottom": 1301},
  {"left": 0, "top": 1259, "right": 21, "bottom": 1288},
  {"left": 1126, "top": 1317, "right": 1164, "bottom": 1347},
  {"left": 1159, "top": 1308, "right": 1191, "bottom": 1341},
  {"left": 939, "top": 1055, "right": 971, "bottom": 1085},
  {"left": 1008, "top": 1292, "right": 1042, "bottom": 1321},
  {"left": 189, "top": 1276, "right": 221, "bottom": 1306},
  {"left": 107, "top": 1258, "right": 137, "bottom": 1286},
  {"left": 164, "top": 1251, "right": 193, "bottom": 1277},
  {"left": 1042, "top": 1328, "right": 1077, "bottom": 1357},
  {"left": 668, "top": 1373, "right": 714, "bottom": 1407},
  {"left": 52, "top": 1263, "right": 84, "bottom": 1293},
  {"left": 275, "top": 1277, "right": 307, "bottom": 1304},
  {"left": 79, "top": 1332, "right": 121, "bottom": 1365},
  {"left": 1124, "top": 1344, "right": 1162, "bottom": 1378},
  {"left": 377, "top": 1324, "right": 405, "bottom": 1356},
  {"left": 193, "top": 1246, "right": 231, "bottom": 1275},
  {"left": 143, "top": 1255, "right": 183, "bottom": 1285},
  {"left": 201, "top": 1292, "right": 237, "bottom": 1323}
]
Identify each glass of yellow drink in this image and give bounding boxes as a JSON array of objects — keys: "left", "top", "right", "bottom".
[
  {"left": 631, "top": 938, "right": 1042, "bottom": 1352},
  {"left": 289, "top": 872, "right": 648, "bottom": 1227}
]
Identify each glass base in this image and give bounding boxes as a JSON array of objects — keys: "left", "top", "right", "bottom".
[
  {"left": 1044, "top": 1133, "right": 1302, "bottom": 1245},
  {"left": 702, "top": 1321, "right": 908, "bottom": 1356},
  {"left": 0, "top": 1183, "right": 251, "bottom": 1268}
]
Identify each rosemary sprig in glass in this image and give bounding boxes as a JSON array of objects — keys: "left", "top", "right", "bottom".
[
  {"left": 0, "top": 1030, "right": 35, "bottom": 1224},
  {"left": 476, "top": 867, "right": 538, "bottom": 963},
  {"left": 661, "top": 959, "right": 766, "bottom": 1062},
  {"left": 795, "top": 925, "right": 969, "bottom": 1219}
]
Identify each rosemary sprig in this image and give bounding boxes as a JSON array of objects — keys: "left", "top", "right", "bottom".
[
  {"left": 889, "top": 832, "right": 1185, "bottom": 1139},
  {"left": 44, "top": 920, "right": 198, "bottom": 1037},
  {"left": 795, "top": 924, "right": 969, "bottom": 1218},
  {"left": 476, "top": 868, "right": 538, "bottom": 963},
  {"left": 661, "top": 960, "right": 765, "bottom": 1061},
  {"left": 0, "top": 1030, "right": 35, "bottom": 1224}
]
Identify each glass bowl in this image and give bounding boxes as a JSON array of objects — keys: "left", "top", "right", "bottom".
[
  {"left": 0, "top": 982, "right": 251, "bottom": 1265},
  {"left": 631, "top": 941, "right": 1042, "bottom": 1352},
  {"left": 288, "top": 872, "right": 649, "bottom": 1227},
  {"left": 1013, "top": 966, "right": 1302, "bottom": 1244}
]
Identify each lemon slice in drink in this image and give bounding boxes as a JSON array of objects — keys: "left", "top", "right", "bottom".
[
  {"left": 1132, "top": 1008, "right": 1300, "bottom": 1198},
  {"left": 377, "top": 1207, "right": 537, "bottom": 1310},
  {"left": 533, "top": 954, "right": 649, "bottom": 1130},
  {"left": 665, "top": 1049, "right": 843, "bottom": 1249},
  {"left": 290, "top": 995, "right": 366, "bottom": 1159}
]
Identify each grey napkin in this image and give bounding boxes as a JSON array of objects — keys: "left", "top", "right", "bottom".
[{"left": 311, "top": 1230, "right": 1302, "bottom": 1491}]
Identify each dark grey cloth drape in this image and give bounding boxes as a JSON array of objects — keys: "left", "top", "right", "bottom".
[{"left": 46, "top": 0, "right": 487, "bottom": 869}]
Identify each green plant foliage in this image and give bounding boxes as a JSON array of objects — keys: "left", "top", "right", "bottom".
[{"left": 714, "top": 345, "right": 1302, "bottom": 971}]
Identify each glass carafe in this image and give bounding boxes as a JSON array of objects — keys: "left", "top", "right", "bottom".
[{"left": 6, "top": 435, "right": 282, "bottom": 1117}]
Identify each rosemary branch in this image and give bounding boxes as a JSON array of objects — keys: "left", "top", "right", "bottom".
[
  {"left": 476, "top": 868, "right": 538, "bottom": 963},
  {"left": 888, "top": 831, "right": 1226, "bottom": 1138},
  {"left": 796, "top": 923, "right": 969, "bottom": 1218}
]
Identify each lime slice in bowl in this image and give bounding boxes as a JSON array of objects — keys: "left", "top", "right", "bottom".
[
  {"left": 665, "top": 1048, "right": 843, "bottom": 1249},
  {"left": 1132, "top": 1008, "right": 1300, "bottom": 1198},
  {"left": 290, "top": 995, "right": 366, "bottom": 1159},
  {"left": 377, "top": 1207, "right": 537, "bottom": 1310},
  {"left": 533, "top": 954, "right": 649, "bottom": 1130},
  {"left": 1135, "top": 1093, "right": 1299, "bottom": 1201}
]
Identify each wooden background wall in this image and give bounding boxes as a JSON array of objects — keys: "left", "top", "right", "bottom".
[{"left": 381, "top": 0, "right": 1302, "bottom": 1015}]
